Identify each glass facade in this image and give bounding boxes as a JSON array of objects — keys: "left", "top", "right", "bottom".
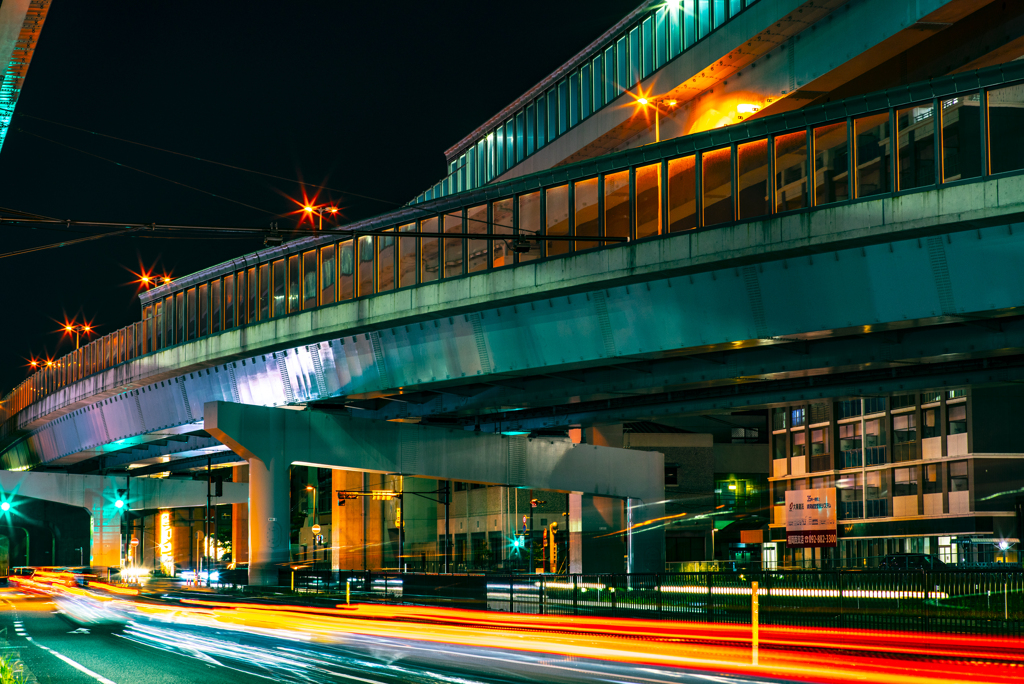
[{"left": 411, "top": 0, "right": 758, "bottom": 204}]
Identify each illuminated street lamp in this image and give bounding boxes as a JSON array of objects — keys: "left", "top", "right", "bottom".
[
  {"left": 61, "top": 321, "right": 94, "bottom": 350},
  {"left": 634, "top": 95, "right": 679, "bottom": 143},
  {"left": 303, "top": 205, "right": 339, "bottom": 231}
]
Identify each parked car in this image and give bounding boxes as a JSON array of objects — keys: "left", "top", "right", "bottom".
[{"left": 878, "top": 553, "right": 948, "bottom": 570}]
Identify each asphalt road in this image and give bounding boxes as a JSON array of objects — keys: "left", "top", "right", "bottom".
[{"left": 0, "top": 586, "right": 788, "bottom": 684}]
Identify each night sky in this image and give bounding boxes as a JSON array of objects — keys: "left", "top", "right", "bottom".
[{"left": 0, "top": 0, "right": 639, "bottom": 395}]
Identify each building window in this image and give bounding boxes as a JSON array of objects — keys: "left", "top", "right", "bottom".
[
  {"left": 941, "top": 93, "right": 982, "bottom": 182},
  {"left": 702, "top": 146, "right": 733, "bottom": 226},
  {"left": 892, "top": 413, "right": 918, "bottom": 462},
  {"left": 271, "top": 259, "right": 285, "bottom": 318},
  {"left": 574, "top": 178, "right": 599, "bottom": 252},
  {"left": 864, "top": 396, "right": 886, "bottom": 414},
  {"left": 378, "top": 230, "right": 396, "bottom": 291},
  {"left": 518, "top": 192, "right": 542, "bottom": 262},
  {"left": 837, "top": 473, "right": 863, "bottom": 519},
  {"left": 814, "top": 122, "right": 849, "bottom": 205},
  {"left": 186, "top": 287, "right": 197, "bottom": 340},
  {"left": 894, "top": 467, "right": 918, "bottom": 497},
  {"left": 339, "top": 240, "right": 355, "bottom": 300},
  {"left": 775, "top": 131, "right": 808, "bottom": 212},
  {"left": 198, "top": 283, "right": 208, "bottom": 337},
  {"left": 948, "top": 404, "right": 967, "bottom": 435},
  {"left": 545, "top": 185, "right": 570, "bottom": 257},
  {"left": 358, "top": 236, "right": 375, "bottom": 296},
  {"left": 635, "top": 163, "right": 662, "bottom": 239},
  {"left": 790, "top": 407, "right": 805, "bottom": 427},
  {"left": 492, "top": 199, "right": 514, "bottom": 268},
  {"left": 897, "top": 104, "right": 936, "bottom": 190},
  {"left": 772, "top": 434, "right": 786, "bottom": 460},
  {"left": 791, "top": 430, "right": 806, "bottom": 458},
  {"left": 865, "top": 418, "right": 887, "bottom": 465},
  {"left": 809, "top": 428, "right": 829, "bottom": 471},
  {"left": 287, "top": 254, "right": 300, "bottom": 313},
  {"left": 737, "top": 139, "right": 769, "bottom": 219},
  {"left": 731, "top": 427, "right": 759, "bottom": 444},
  {"left": 668, "top": 155, "right": 697, "bottom": 232},
  {"left": 891, "top": 393, "right": 915, "bottom": 410},
  {"left": 836, "top": 399, "right": 861, "bottom": 419},
  {"left": 987, "top": 85, "right": 1024, "bottom": 175},
  {"left": 772, "top": 408, "right": 788, "bottom": 431},
  {"left": 321, "top": 244, "right": 337, "bottom": 304},
  {"left": 419, "top": 218, "right": 440, "bottom": 282},
  {"left": 948, "top": 461, "right": 969, "bottom": 491},
  {"left": 924, "top": 464, "right": 940, "bottom": 494},
  {"left": 923, "top": 408, "right": 940, "bottom": 438},
  {"left": 211, "top": 279, "right": 221, "bottom": 334},
  {"left": 303, "top": 250, "right": 318, "bottom": 308},
  {"left": 604, "top": 170, "right": 630, "bottom": 242},
  {"left": 855, "top": 113, "right": 892, "bottom": 197},
  {"left": 466, "top": 205, "right": 488, "bottom": 274},
  {"left": 839, "top": 422, "right": 862, "bottom": 468},
  {"left": 865, "top": 470, "right": 888, "bottom": 518}
]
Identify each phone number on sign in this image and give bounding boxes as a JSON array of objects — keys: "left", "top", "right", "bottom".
[{"left": 788, "top": 533, "right": 837, "bottom": 545}]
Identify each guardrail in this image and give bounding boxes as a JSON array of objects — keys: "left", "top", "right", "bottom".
[{"left": 287, "top": 568, "right": 1024, "bottom": 636}]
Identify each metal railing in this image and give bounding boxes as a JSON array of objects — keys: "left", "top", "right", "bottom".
[{"left": 288, "top": 568, "right": 1024, "bottom": 637}]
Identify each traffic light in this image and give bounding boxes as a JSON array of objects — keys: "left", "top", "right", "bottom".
[
  {"left": 115, "top": 489, "right": 127, "bottom": 510},
  {"left": 372, "top": 490, "right": 398, "bottom": 501},
  {"left": 0, "top": 502, "right": 9, "bottom": 512}
]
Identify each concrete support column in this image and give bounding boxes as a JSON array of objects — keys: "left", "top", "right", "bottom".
[
  {"left": 231, "top": 464, "right": 249, "bottom": 565},
  {"left": 247, "top": 454, "right": 290, "bottom": 586},
  {"left": 81, "top": 488, "right": 121, "bottom": 568}
]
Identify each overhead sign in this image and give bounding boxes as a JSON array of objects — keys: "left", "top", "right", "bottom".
[{"left": 785, "top": 488, "right": 837, "bottom": 548}]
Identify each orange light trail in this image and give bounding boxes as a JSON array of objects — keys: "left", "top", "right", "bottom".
[{"left": 140, "top": 599, "right": 1023, "bottom": 683}]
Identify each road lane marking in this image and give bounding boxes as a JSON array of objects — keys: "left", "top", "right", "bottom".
[{"left": 25, "top": 636, "right": 118, "bottom": 684}]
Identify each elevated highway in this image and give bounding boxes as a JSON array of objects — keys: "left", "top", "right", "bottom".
[{"left": 4, "top": 64, "right": 1024, "bottom": 579}]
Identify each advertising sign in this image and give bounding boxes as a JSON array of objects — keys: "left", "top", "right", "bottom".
[{"left": 784, "top": 487, "right": 837, "bottom": 548}]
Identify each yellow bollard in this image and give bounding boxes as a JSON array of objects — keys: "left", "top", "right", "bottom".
[
  {"left": 291, "top": 570, "right": 295, "bottom": 592},
  {"left": 346, "top": 581, "right": 351, "bottom": 605},
  {"left": 751, "top": 581, "right": 759, "bottom": 667}
]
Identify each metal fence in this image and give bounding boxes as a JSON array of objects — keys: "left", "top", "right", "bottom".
[{"left": 293, "top": 568, "right": 1024, "bottom": 637}]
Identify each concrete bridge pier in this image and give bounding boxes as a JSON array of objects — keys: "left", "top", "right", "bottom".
[
  {"left": 246, "top": 452, "right": 291, "bottom": 586},
  {"left": 204, "top": 401, "right": 665, "bottom": 586}
]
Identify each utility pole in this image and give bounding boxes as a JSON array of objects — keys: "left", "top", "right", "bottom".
[
  {"left": 206, "top": 455, "right": 211, "bottom": 587},
  {"left": 397, "top": 476, "right": 404, "bottom": 572},
  {"left": 443, "top": 480, "right": 451, "bottom": 574}
]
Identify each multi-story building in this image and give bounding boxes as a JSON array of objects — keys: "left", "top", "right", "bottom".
[{"left": 769, "top": 388, "right": 1024, "bottom": 568}]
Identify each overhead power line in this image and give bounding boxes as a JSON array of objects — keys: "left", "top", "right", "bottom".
[
  {"left": 19, "top": 113, "right": 402, "bottom": 207},
  {"left": 17, "top": 126, "right": 280, "bottom": 215}
]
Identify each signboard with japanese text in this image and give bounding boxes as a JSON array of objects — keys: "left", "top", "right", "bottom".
[{"left": 785, "top": 487, "right": 837, "bottom": 548}]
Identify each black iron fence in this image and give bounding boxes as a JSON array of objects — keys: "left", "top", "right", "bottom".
[{"left": 290, "top": 568, "right": 1024, "bottom": 637}]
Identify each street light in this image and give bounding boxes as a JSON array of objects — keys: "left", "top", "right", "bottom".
[
  {"left": 305, "top": 484, "right": 318, "bottom": 560},
  {"left": 303, "top": 205, "right": 339, "bottom": 231},
  {"left": 633, "top": 94, "right": 679, "bottom": 143},
  {"left": 61, "top": 321, "right": 95, "bottom": 350}
]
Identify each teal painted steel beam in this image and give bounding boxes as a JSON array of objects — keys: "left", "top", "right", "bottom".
[{"left": 0, "top": 0, "right": 52, "bottom": 156}]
